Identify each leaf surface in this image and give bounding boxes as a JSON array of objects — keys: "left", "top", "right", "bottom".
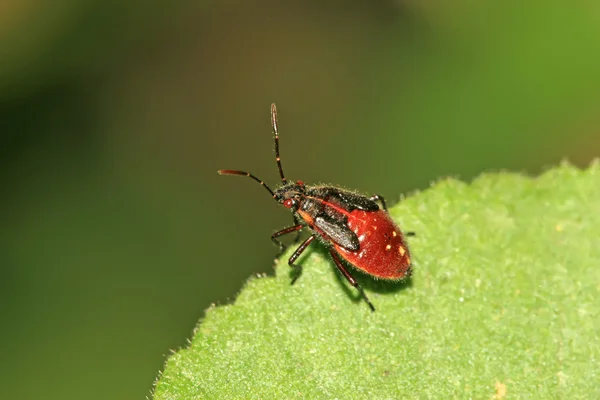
[{"left": 154, "top": 163, "right": 600, "bottom": 399}]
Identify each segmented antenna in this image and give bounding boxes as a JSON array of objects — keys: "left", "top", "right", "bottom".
[
  {"left": 218, "top": 104, "right": 287, "bottom": 199},
  {"left": 217, "top": 169, "right": 275, "bottom": 198},
  {"left": 271, "top": 103, "right": 287, "bottom": 184}
]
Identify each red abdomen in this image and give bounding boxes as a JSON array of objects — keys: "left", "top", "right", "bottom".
[{"left": 334, "top": 209, "right": 411, "bottom": 280}]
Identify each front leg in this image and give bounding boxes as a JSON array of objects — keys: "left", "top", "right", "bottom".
[
  {"left": 288, "top": 235, "right": 315, "bottom": 285},
  {"left": 271, "top": 224, "right": 304, "bottom": 252},
  {"left": 291, "top": 215, "right": 302, "bottom": 244}
]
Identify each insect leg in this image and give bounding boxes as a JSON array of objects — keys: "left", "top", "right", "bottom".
[
  {"left": 329, "top": 249, "right": 376, "bottom": 312},
  {"left": 288, "top": 235, "right": 315, "bottom": 285},
  {"left": 292, "top": 215, "right": 302, "bottom": 244},
  {"left": 271, "top": 224, "right": 304, "bottom": 251},
  {"left": 369, "top": 194, "right": 387, "bottom": 211}
]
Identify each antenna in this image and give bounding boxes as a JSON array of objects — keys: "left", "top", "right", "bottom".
[
  {"left": 271, "top": 103, "right": 287, "bottom": 184},
  {"left": 218, "top": 104, "right": 287, "bottom": 199},
  {"left": 217, "top": 170, "right": 275, "bottom": 198}
]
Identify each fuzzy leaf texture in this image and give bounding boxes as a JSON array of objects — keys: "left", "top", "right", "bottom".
[{"left": 153, "top": 163, "right": 600, "bottom": 399}]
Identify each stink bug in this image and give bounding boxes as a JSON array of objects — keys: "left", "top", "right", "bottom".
[{"left": 218, "top": 104, "right": 412, "bottom": 311}]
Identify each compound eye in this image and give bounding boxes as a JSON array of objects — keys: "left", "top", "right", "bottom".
[
  {"left": 296, "top": 180, "right": 305, "bottom": 186},
  {"left": 283, "top": 199, "right": 295, "bottom": 209}
]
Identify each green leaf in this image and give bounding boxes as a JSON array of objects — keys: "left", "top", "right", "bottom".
[{"left": 153, "top": 162, "right": 600, "bottom": 399}]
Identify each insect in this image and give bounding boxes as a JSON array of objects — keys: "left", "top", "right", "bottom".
[{"left": 218, "top": 104, "right": 412, "bottom": 311}]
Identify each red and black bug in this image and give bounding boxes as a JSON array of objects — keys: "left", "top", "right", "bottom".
[{"left": 218, "top": 104, "right": 412, "bottom": 311}]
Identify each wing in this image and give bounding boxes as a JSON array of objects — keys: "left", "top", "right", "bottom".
[
  {"left": 314, "top": 215, "right": 360, "bottom": 251},
  {"left": 309, "top": 187, "right": 379, "bottom": 212}
]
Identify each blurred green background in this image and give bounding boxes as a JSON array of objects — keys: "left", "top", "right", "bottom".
[{"left": 1, "top": 1, "right": 599, "bottom": 399}]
